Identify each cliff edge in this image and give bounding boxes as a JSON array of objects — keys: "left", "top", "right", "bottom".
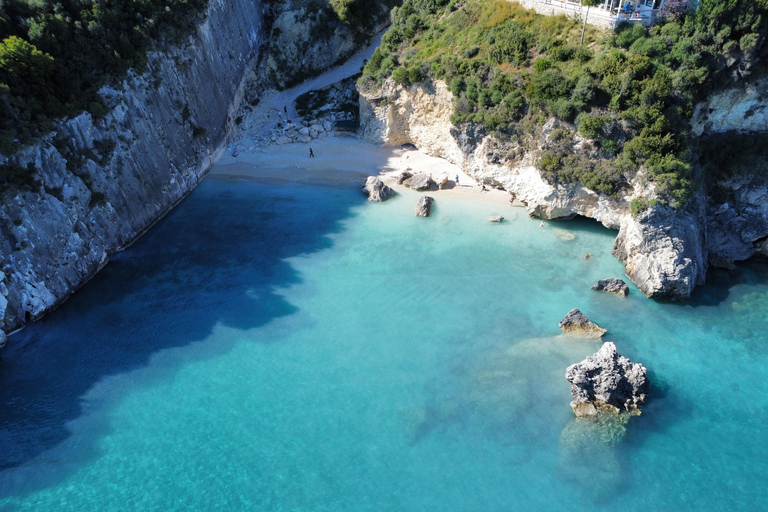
[
  {"left": 358, "top": 77, "right": 765, "bottom": 299},
  {"left": 0, "top": 0, "right": 263, "bottom": 334}
]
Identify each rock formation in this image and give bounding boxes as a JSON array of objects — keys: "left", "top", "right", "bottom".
[
  {"left": 362, "top": 176, "right": 395, "bottom": 202},
  {"left": 415, "top": 196, "right": 434, "bottom": 217},
  {"left": 565, "top": 342, "right": 649, "bottom": 417},
  {"left": 397, "top": 171, "right": 413, "bottom": 184},
  {"left": 0, "top": 0, "right": 264, "bottom": 336},
  {"left": 404, "top": 173, "right": 438, "bottom": 191},
  {"left": 489, "top": 216, "right": 504, "bottom": 223},
  {"left": 358, "top": 76, "right": 768, "bottom": 300},
  {"left": 591, "top": 278, "right": 629, "bottom": 296},
  {"left": 559, "top": 309, "right": 607, "bottom": 338}
]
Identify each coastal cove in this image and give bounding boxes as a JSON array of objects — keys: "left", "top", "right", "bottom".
[{"left": 0, "top": 144, "right": 767, "bottom": 509}]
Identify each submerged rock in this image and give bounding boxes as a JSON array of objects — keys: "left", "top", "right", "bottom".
[
  {"left": 404, "top": 173, "right": 438, "bottom": 191},
  {"left": 559, "top": 308, "right": 606, "bottom": 338},
  {"left": 415, "top": 196, "right": 434, "bottom": 217},
  {"left": 591, "top": 278, "right": 629, "bottom": 297},
  {"left": 362, "top": 176, "right": 395, "bottom": 202},
  {"left": 565, "top": 342, "right": 649, "bottom": 417},
  {"left": 489, "top": 215, "right": 504, "bottom": 223}
]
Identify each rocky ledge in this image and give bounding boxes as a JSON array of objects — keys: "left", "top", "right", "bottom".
[
  {"left": 559, "top": 309, "right": 606, "bottom": 338},
  {"left": 565, "top": 342, "right": 649, "bottom": 417},
  {"left": 591, "top": 278, "right": 629, "bottom": 296}
]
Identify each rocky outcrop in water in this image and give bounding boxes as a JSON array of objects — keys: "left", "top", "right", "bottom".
[
  {"left": 612, "top": 202, "right": 707, "bottom": 300},
  {"left": 0, "top": 0, "right": 264, "bottom": 336},
  {"left": 565, "top": 342, "right": 649, "bottom": 417},
  {"left": 559, "top": 309, "right": 606, "bottom": 338},
  {"left": 591, "top": 278, "right": 629, "bottom": 296},
  {"left": 415, "top": 196, "right": 434, "bottom": 217},
  {"left": 358, "top": 77, "right": 768, "bottom": 300},
  {"left": 362, "top": 176, "right": 395, "bottom": 202}
]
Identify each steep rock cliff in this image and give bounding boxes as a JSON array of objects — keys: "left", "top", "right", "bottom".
[
  {"left": 0, "top": 0, "right": 263, "bottom": 334},
  {"left": 359, "top": 78, "right": 709, "bottom": 299}
]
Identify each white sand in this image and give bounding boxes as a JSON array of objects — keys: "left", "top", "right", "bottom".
[{"left": 212, "top": 33, "right": 524, "bottom": 210}]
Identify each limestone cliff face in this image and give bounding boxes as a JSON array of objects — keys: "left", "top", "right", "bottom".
[
  {"left": 0, "top": 0, "right": 263, "bottom": 334},
  {"left": 690, "top": 78, "right": 768, "bottom": 137},
  {"left": 692, "top": 78, "right": 768, "bottom": 269},
  {"left": 359, "top": 77, "right": 714, "bottom": 300}
]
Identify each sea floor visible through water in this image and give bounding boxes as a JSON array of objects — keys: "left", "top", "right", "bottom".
[{"left": 1, "top": 172, "right": 767, "bottom": 511}]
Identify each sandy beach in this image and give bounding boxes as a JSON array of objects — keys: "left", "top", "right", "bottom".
[{"left": 212, "top": 133, "right": 522, "bottom": 209}]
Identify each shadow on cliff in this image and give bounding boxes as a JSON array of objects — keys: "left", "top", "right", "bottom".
[{"left": 0, "top": 176, "right": 363, "bottom": 495}]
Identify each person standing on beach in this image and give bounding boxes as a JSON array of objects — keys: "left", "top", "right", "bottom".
[
  {"left": 309, "top": 148, "right": 315, "bottom": 158},
  {"left": 455, "top": 175, "right": 459, "bottom": 185},
  {"left": 284, "top": 105, "right": 288, "bottom": 115}
]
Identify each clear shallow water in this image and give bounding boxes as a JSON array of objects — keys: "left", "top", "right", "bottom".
[{"left": 1, "top": 174, "right": 767, "bottom": 511}]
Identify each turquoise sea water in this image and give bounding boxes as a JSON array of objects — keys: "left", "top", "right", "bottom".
[{"left": 1, "top": 171, "right": 767, "bottom": 511}]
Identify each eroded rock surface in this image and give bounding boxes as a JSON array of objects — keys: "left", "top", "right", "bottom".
[
  {"left": 404, "top": 173, "right": 438, "bottom": 191},
  {"left": 362, "top": 176, "right": 395, "bottom": 202},
  {"left": 591, "top": 278, "right": 629, "bottom": 296},
  {"left": 565, "top": 342, "right": 649, "bottom": 417},
  {"left": 415, "top": 196, "right": 434, "bottom": 217},
  {"left": 358, "top": 76, "right": 768, "bottom": 301},
  {"left": 0, "top": 0, "right": 264, "bottom": 335},
  {"left": 559, "top": 309, "right": 606, "bottom": 338}
]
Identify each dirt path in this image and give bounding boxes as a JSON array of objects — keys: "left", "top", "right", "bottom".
[{"left": 233, "top": 31, "right": 383, "bottom": 146}]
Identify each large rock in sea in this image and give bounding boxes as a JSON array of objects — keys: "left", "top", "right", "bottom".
[
  {"left": 362, "top": 176, "right": 395, "bottom": 202},
  {"left": 0, "top": 331, "right": 6, "bottom": 349},
  {"left": 404, "top": 173, "right": 438, "bottom": 191},
  {"left": 591, "top": 278, "right": 629, "bottom": 296},
  {"left": 565, "top": 342, "right": 649, "bottom": 417},
  {"left": 415, "top": 196, "right": 434, "bottom": 217},
  {"left": 559, "top": 309, "right": 606, "bottom": 338}
]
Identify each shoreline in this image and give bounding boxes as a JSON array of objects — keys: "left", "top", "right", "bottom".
[{"left": 212, "top": 134, "right": 526, "bottom": 210}]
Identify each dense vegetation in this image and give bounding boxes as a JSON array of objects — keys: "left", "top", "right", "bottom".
[
  {"left": 0, "top": 0, "right": 209, "bottom": 155},
  {"left": 359, "top": 0, "right": 768, "bottom": 208}
]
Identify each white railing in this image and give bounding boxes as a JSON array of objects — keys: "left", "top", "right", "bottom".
[{"left": 535, "top": 0, "right": 660, "bottom": 27}]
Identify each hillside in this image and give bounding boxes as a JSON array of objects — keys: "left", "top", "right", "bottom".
[{"left": 359, "top": 0, "right": 768, "bottom": 212}]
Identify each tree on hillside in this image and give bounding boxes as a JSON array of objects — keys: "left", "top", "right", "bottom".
[{"left": 581, "top": 0, "right": 601, "bottom": 45}]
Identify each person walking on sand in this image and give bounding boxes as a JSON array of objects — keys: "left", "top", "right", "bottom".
[
  {"left": 284, "top": 105, "right": 288, "bottom": 115},
  {"left": 309, "top": 148, "right": 315, "bottom": 158},
  {"left": 455, "top": 175, "right": 459, "bottom": 185}
]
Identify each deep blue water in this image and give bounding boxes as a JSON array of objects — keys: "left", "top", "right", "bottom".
[{"left": 0, "top": 173, "right": 767, "bottom": 510}]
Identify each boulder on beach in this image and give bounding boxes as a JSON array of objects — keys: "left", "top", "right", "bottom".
[
  {"left": 404, "top": 173, "right": 438, "bottom": 191},
  {"left": 397, "top": 171, "right": 413, "bottom": 185},
  {"left": 592, "top": 278, "right": 629, "bottom": 297},
  {"left": 565, "top": 341, "right": 649, "bottom": 417},
  {"left": 415, "top": 196, "right": 434, "bottom": 217},
  {"left": 489, "top": 216, "right": 504, "bottom": 223},
  {"left": 559, "top": 309, "right": 606, "bottom": 338},
  {"left": 362, "top": 176, "right": 395, "bottom": 202}
]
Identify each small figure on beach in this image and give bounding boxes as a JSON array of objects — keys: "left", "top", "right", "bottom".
[
  {"left": 481, "top": 185, "right": 487, "bottom": 192},
  {"left": 455, "top": 175, "right": 459, "bottom": 185},
  {"left": 284, "top": 105, "right": 288, "bottom": 114},
  {"left": 509, "top": 195, "right": 516, "bottom": 204},
  {"left": 309, "top": 148, "right": 315, "bottom": 158}
]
